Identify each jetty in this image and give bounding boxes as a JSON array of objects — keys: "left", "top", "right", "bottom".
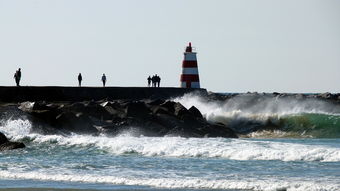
[{"left": 0, "top": 86, "right": 207, "bottom": 102}]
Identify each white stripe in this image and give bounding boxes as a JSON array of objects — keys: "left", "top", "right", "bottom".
[
  {"left": 180, "top": 82, "right": 186, "bottom": 88},
  {"left": 190, "top": 82, "right": 200, "bottom": 88},
  {"left": 184, "top": 53, "right": 197, "bottom": 61},
  {"left": 182, "top": 68, "right": 199, "bottom": 75}
]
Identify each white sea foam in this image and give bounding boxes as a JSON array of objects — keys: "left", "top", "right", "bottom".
[
  {"left": 0, "top": 170, "right": 338, "bottom": 191},
  {"left": 0, "top": 118, "right": 339, "bottom": 162},
  {"left": 23, "top": 134, "right": 340, "bottom": 162},
  {"left": 0, "top": 119, "right": 31, "bottom": 140}
]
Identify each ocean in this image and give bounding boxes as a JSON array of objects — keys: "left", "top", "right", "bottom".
[{"left": 0, "top": 93, "right": 340, "bottom": 191}]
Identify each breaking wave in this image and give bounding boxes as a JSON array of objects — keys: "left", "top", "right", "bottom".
[
  {"left": 174, "top": 93, "right": 340, "bottom": 138},
  {"left": 0, "top": 171, "right": 338, "bottom": 191},
  {"left": 1, "top": 119, "right": 339, "bottom": 162}
]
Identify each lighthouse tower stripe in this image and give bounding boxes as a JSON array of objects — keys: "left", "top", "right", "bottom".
[
  {"left": 182, "top": 60, "right": 198, "bottom": 67},
  {"left": 180, "top": 74, "right": 199, "bottom": 81},
  {"left": 182, "top": 67, "right": 199, "bottom": 75},
  {"left": 184, "top": 53, "right": 197, "bottom": 61}
]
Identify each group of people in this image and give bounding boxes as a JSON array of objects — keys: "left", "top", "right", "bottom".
[
  {"left": 13, "top": 68, "right": 161, "bottom": 88},
  {"left": 147, "top": 75, "right": 161, "bottom": 87},
  {"left": 77, "top": 73, "right": 107, "bottom": 87}
]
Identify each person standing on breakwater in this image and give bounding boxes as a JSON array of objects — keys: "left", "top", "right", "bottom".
[
  {"left": 14, "top": 68, "right": 21, "bottom": 86},
  {"left": 101, "top": 74, "right": 106, "bottom": 87},
  {"left": 147, "top": 76, "right": 152, "bottom": 87},
  {"left": 78, "top": 73, "right": 82, "bottom": 87},
  {"left": 157, "top": 75, "right": 161, "bottom": 87},
  {"left": 151, "top": 74, "right": 161, "bottom": 87},
  {"left": 151, "top": 75, "right": 156, "bottom": 87}
]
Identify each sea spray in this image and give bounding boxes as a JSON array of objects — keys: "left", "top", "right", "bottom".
[
  {"left": 173, "top": 93, "right": 340, "bottom": 138},
  {"left": 0, "top": 119, "right": 31, "bottom": 140}
]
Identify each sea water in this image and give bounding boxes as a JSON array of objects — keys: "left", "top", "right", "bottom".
[{"left": 0, "top": 94, "right": 340, "bottom": 191}]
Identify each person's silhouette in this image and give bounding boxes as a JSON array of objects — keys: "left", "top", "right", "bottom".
[
  {"left": 147, "top": 76, "right": 152, "bottom": 87},
  {"left": 101, "top": 74, "right": 107, "bottom": 87},
  {"left": 14, "top": 68, "right": 21, "bottom": 86},
  {"left": 78, "top": 73, "right": 82, "bottom": 87},
  {"left": 157, "top": 75, "right": 161, "bottom": 87}
]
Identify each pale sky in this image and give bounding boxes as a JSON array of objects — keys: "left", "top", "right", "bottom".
[{"left": 0, "top": 0, "right": 339, "bottom": 93}]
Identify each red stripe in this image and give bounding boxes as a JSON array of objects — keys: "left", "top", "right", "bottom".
[
  {"left": 180, "top": 74, "right": 200, "bottom": 82},
  {"left": 182, "top": 60, "right": 197, "bottom": 68}
]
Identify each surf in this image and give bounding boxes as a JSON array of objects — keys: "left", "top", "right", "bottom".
[{"left": 174, "top": 93, "right": 340, "bottom": 138}]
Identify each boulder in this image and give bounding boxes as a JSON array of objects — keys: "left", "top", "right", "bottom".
[
  {"left": 0, "top": 142, "right": 25, "bottom": 151},
  {"left": 204, "top": 123, "right": 238, "bottom": 138},
  {"left": 66, "top": 102, "right": 113, "bottom": 120},
  {"left": 146, "top": 99, "right": 165, "bottom": 106},
  {"left": 0, "top": 132, "right": 8, "bottom": 144},
  {"left": 55, "top": 112, "right": 98, "bottom": 134},
  {"left": 160, "top": 101, "right": 176, "bottom": 114},
  {"left": 125, "top": 101, "right": 151, "bottom": 118},
  {"left": 0, "top": 132, "right": 25, "bottom": 151},
  {"left": 173, "top": 102, "right": 190, "bottom": 118},
  {"left": 188, "top": 106, "right": 203, "bottom": 119}
]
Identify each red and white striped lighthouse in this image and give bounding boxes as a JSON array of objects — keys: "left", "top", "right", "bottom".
[{"left": 180, "top": 42, "right": 200, "bottom": 88}]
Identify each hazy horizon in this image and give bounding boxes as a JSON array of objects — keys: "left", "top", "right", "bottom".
[{"left": 0, "top": 0, "right": 339, "bottom": 93}]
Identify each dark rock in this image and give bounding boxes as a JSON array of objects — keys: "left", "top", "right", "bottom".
[
  {"left": 32, "top": 101, "right": 50, "bottom": 111},
  {"left": 173, "top": 102, "right": 190, "bottom": 118},
  {"left": 66, "top": 102, "right": 113, "bottom": 120},
  {"left": 55, "top": 112, "right": 98, "bottom": 134},
  {"left": 0, "top": 132, "right": 8, "bottom": 144},
  {"left": 125, "top": 101, "right": 151, "bottom": 118},
  {"left": 147, "top": 99, "right": 165, "bottom": 106},
  {"left": 161, "top": 101, "right": 177, "bottom": 114},
  {"left": 104, "top": 106, "right": 125, "bottom": 118},
  {"left": 188, "top": 106, "right": 203, "bottom": 119},
  {"left": 151, "top": 106, "right": 171, "bottom": 115},
  {"left": 318, "top": 92, "right": 336, "bottom": 100},
  {"left": 0, "top": 142, "right": 25, "bottom": 151},
  {"left": 204, "top": 123, "right": 238, "bottom": 138},
  {"left": 0, "top": 132, "right": 25, "bottom": 151}
]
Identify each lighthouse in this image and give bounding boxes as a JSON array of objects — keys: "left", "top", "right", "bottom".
[{"left": 180, "top": 42, "right": 200, "bottom": 88}]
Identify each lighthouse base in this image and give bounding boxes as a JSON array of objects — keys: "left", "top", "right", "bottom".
[{"left": 181, "top": 82, "right": 200, "bottom": 88}]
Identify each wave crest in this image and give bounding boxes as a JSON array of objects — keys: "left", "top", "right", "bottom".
[{"left": 174, "top": 93, "right": 340, "bottom": 138}]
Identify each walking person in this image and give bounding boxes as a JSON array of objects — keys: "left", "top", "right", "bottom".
[
  {"left": 14, "top": 68, "right": 21, "bottom": 86},
  {"left": 78, "top": 73, "right": 82, "bottom": 87},
  {"left": 147, "top": 76, "right": 152, "bottom": 87},
  {"left": 101, "top": 74, "right": 107, "bottom": 87}
]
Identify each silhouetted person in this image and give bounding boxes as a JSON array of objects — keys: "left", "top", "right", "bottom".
[
  {"left": 151, "top": 75, "right": 156, "bottom": 87},
  {"left": 157, "top": 75, "right": 161, "bottom": 87},
  {"left": 147, "top": 76, "right": 152, "bottom": 87},
  {"left": 152, "top": 74, "right": 160, "bottom": 87},
  {"left": 101, "top": 74, "right": 106, "bottom": 87},
  {"left": 14, "top": 68, "right": 21, "bottom": 86},
  {"left": 78, "top": 73, "right": 82, "bottom": 87}
]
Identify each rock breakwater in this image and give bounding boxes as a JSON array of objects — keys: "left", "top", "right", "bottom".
[{"left": 15, "top": 99, "right": 237, "bottom": 138}]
